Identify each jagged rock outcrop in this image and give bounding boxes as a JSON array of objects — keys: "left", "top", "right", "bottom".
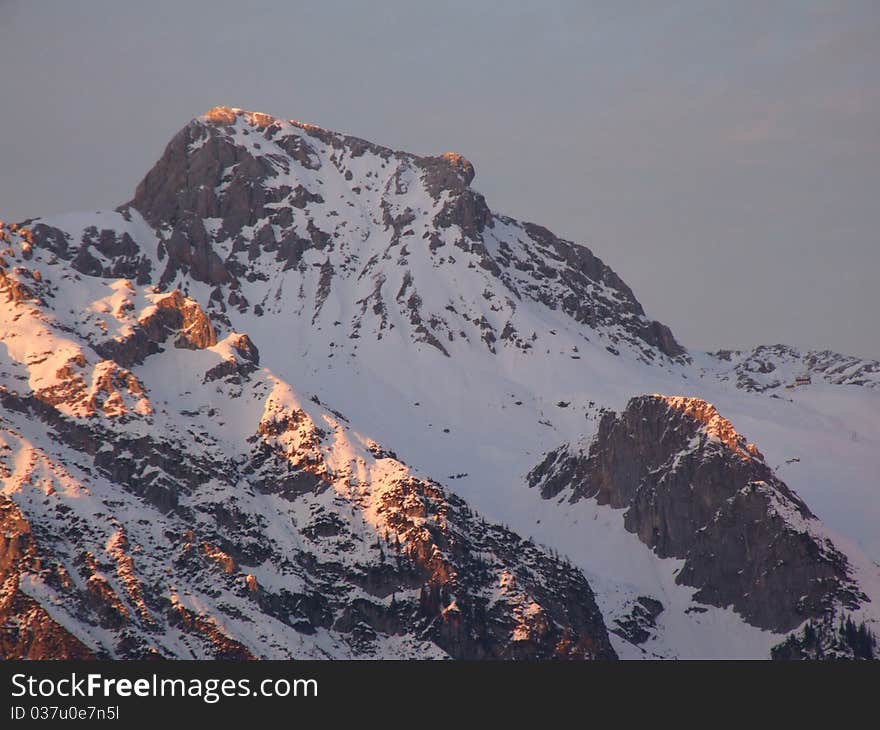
[
  {"left": 93, "top": 290, "right": 217, "bottom": 367},
  {"left": 0, "top": 498, "right": 95, "bottom": 659},
  {"left": 528, "top": 395, "right": 865, "bottom": 632},
  {"left": 203, "top": 333, "right": 260, "bottom": 383},
  {"left": 611, "top": 596, "right": 664, "bottom": 645},
  {"left": 24, "top": 222, "right": 154, "bottom": 285}
]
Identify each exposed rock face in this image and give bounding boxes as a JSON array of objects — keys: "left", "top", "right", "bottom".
[
  {"left": 0, "top": 267, "right": 38, "bottom": 305},
  {"left": 0, "top": 377, "right": 615, "bottom": 659},
  {"left": 0, "top": 499, "right": 95, "bottom": 659},
  {"left": 506, "top": 222, "right": 687, "bottom": 360},
  {"left": 611, "top": 596, "right": 664, "bottom": 645},
  {"left": 94, "top": 290, "right": 217, "bottom": 367},
  {"left": 203, "top": 333, "right": 260, "bottom": 383},
  {"left": 116, "top": 106, "right": 685, "bottom": 363},
  {"left": 26, "top": 222, "right": 154, "bottom": 285},
  {"left": 528, "top": 395, "right": 865, "bottom": 632}
]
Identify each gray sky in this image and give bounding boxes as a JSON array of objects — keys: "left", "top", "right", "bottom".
[{"left": 1, "top": 1, "right": 878, "bottom": 358}]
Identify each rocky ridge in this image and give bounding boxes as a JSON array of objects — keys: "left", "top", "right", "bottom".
[
  {"left": 707, "top": 344, "right": 880, "bottom": 392},
  {"left": 0, "top": 217, "right": 614, "bottom": 658},
  {"left": 528, "top": 395, "right": 868, "bottom": 634},
  {"left": 24, "top": 107, "right": 686, "bottom": 365}
]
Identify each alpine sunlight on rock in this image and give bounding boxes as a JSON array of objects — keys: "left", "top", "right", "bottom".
[{"left": 1, "top": 108, "right": 877, "bottom": 660}]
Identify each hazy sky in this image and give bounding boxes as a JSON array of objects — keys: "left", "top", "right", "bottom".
[{"left": 1, "top": 1, "right": 878, "bottom": 358}]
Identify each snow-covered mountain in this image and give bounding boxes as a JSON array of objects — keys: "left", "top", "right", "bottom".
[
  {"left": 705, "top": 344, "right": 880, "bottom": 392},
  {"left": 1, "top": 107, "right": 877, "bottom": 659}
]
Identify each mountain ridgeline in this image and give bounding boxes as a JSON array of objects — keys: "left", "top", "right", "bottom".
[{"left": 1, "top": 107, "right": 877, "bottom": 659}]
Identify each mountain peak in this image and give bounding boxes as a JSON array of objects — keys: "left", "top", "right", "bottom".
[
  {"left": 202, "top": 105, "right": 308, "bottom": 133},
  {"left": 438, "top": 151, "right": 475, "bottom": 185},
  {"left": 198, "top": 106, "right": 477, "bottom": 185},
  {"left": 113, "top": 108, "right": 686, "bottom": 363},
  {"left": 202, "top": 105, "right": 243, "bottom": 124},
  {"left": 652, "top": 394, "right": 762, "bottom": 460}
]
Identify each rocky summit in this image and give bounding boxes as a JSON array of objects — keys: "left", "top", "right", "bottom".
[{"left": 1, "top": 107, "right": 878, "bottom": 659}]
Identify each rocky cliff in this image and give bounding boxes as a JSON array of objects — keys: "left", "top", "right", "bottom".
[{"left": 528, "top": 395, "right": 867, "bottom": 633}]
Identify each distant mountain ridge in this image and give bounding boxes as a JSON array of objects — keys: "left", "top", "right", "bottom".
[{"left": 706, "top": 344, "right": 880, "bottom": 392}]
